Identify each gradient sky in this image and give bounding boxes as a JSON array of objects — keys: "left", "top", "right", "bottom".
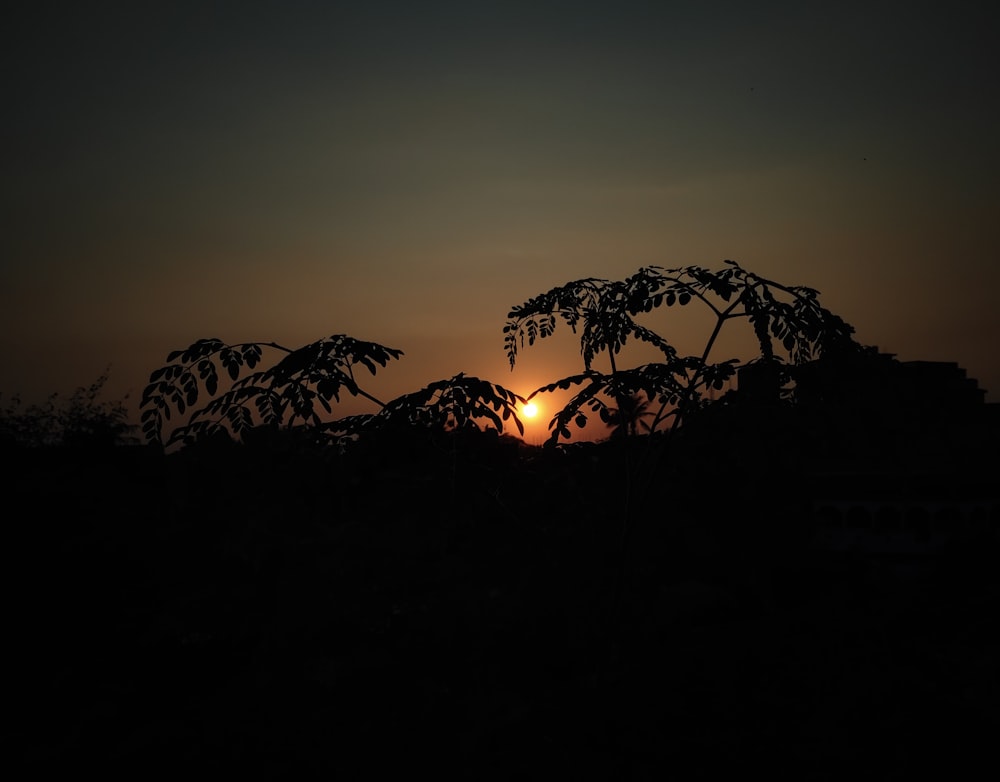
[{"left": 3, "top": 1, "right": 998, "bottom": 440}]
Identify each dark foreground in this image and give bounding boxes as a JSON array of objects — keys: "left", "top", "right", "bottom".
[{"left": 10, "top": 435, "right": 999, "bottom": 778}]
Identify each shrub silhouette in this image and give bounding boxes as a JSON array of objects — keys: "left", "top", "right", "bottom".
[{"left": 0, "top": 370, "right": 135, "bottom": 450}]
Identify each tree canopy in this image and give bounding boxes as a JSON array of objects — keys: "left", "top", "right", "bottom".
[
  {"left": 505, "top": 260, "right": 862, "bottom": 443},
  {"left": 136, "top": 260, "right": 863, "bottom": 452}
]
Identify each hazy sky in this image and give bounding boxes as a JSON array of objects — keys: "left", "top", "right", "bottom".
[{"left": 3, "top": 1, "right": 998, "bottom": 439}]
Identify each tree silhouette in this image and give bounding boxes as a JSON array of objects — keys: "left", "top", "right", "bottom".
[
  {"left": 505, "top": 260, "right": 861, "bottom": 444},
  {"left": 140, "top": 335, "right": 525, "bottom": 450},
  {"left": 140, "top": 335, "right": 403, "bottom": 448},
  {"left": 606, "top": 392, "right": 655, "bottom": 438},
  {"left": 140, "top": 261, "right": 861, "bottom": 452}
]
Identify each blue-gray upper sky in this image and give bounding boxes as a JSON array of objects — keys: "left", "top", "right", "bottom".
[{"left": 3, "top": 0, "right": 997, "bottom": 434}]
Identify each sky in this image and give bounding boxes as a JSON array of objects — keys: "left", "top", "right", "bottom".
[{"left": 3, "top": 0, "right": 998, "bottom": 442}]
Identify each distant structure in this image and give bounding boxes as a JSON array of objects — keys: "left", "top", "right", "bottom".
[
  {"left": 734, "top": 349, "right": 999, "bottom": 560},
  {"left": 736, "top": 348, "right": 988, "bottom": 409},
  {"left": 888, "top": 358, "right": 987, "bottom": 407}
]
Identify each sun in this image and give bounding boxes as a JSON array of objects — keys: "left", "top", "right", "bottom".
[{"left": 522, "top": 402, "right": 538, "bottom": 418}]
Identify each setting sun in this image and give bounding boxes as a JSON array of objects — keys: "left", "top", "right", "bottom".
[{"left": 522, "top": 402, "right": 538, "bottom": 418}]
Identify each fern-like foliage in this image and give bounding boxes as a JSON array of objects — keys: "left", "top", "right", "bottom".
[
  {"left": 504, "top": 275, "right": 677, "bottom": 372},
  {"left": 360, "top": 373, "right": 526, "bottom": 437},
  {"left": 529, "top": 358, "right": 738, "bottom": 445},
  {"left": 140, "top": 335, "right": 403, "bottom": 447},
  {"left": 507, "top": 260, "right": 862, "bottom": 443}
]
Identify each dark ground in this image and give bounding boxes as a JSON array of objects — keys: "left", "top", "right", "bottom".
[{"left": 9, "top": 432, "right": 999, "bottom": 778}]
